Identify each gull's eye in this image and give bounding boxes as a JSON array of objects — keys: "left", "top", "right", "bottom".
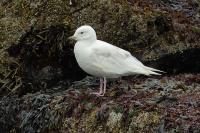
[{"left": 80, "top": 32, "right": 84, "bottom": 34}]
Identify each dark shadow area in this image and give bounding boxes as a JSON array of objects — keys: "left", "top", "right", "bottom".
[{"left": 146, "top": 48, "right": 200, "bottom": 74}]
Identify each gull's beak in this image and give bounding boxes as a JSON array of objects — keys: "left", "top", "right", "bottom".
[{"left": 68, "top": 35, "right": 76, "bottom": 40}]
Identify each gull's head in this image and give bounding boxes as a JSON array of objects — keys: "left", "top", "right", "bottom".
[{"left": 69, "top": 25, "right": 97, "bottom": 42}]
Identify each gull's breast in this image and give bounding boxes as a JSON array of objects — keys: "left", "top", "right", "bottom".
[{"left": 74, "top": 42, "right": 103, "bottom": 77}]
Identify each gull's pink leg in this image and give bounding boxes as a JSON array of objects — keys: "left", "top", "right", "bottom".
[
  {"left": 101, "top": 77, "right": 107, "bottom": 96},
  {"left": 91, "top": 78, "right": 103, "bottom": 96}
]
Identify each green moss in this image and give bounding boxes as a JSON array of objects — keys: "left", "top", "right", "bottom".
[
  {"left": 128, "top": 107, "right": 140, "bottom": 118},
  {"left": 0, "top": 5, "right": 5, "bottom": 18},
  {"left": 174, "top": 84, "right": 188, "bottom": 91},
  {"left": 191, "top": 26, "right": 200, "bottom": 33},
  {"left": 114, "top": 105, "right": 125, "bottom": 113}
]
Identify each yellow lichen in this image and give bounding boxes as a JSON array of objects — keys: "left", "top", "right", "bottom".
[
  {"left": 106, "top": 111, "right": 123, "bottom": 132},
  {"left": 128, "top": 111, "right": 160, "bottom": 132}
]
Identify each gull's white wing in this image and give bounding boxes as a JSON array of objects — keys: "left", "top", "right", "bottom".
[{"left": 90, "top": 40, "right": 147, "bottom": 77}]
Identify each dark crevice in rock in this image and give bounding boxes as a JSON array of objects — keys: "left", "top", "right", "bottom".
[{"left": 146, "top": 48, "right": 200, "bottom": 74}]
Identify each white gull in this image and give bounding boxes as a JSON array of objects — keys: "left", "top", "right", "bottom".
[{"left": 69, "top": 25, "right": 164, "bottom": 96}]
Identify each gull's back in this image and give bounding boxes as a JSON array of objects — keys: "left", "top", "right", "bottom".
[{"left": 88, "top": 40, "right": 149, "bottom": 78}]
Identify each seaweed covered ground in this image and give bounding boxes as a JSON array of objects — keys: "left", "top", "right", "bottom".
[
  {"left": 0, "top": 0, "right": 200, "bottom": 132},
  {"left": 0, "top": 74, "right": 200, "bottom": 132}
]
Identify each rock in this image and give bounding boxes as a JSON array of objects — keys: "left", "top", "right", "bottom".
[{"left": 0, "top": 74, "right": 199, "bottom": 132}]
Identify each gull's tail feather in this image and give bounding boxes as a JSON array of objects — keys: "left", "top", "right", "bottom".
[
  {"left": 144, "top": 66, "right": 165, "bottom": 73},
  {"left": 143, "top": 66, "right": 164, "bottom": 76},
  {"left": 146, "top": 70, "right": 161, "bottom": 75}
]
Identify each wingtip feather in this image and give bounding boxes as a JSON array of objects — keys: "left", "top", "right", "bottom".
[{"left": 145, "top": 66, "right": 166, "bottom": 73}]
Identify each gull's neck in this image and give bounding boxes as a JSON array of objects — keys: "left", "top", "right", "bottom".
[{"left": 78, "top": 36, "right": 97, "bottom": 45}]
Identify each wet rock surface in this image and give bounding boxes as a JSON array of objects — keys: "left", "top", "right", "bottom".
[{"left": 0, "top": 0, "right": 200, "bottom": 132}]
